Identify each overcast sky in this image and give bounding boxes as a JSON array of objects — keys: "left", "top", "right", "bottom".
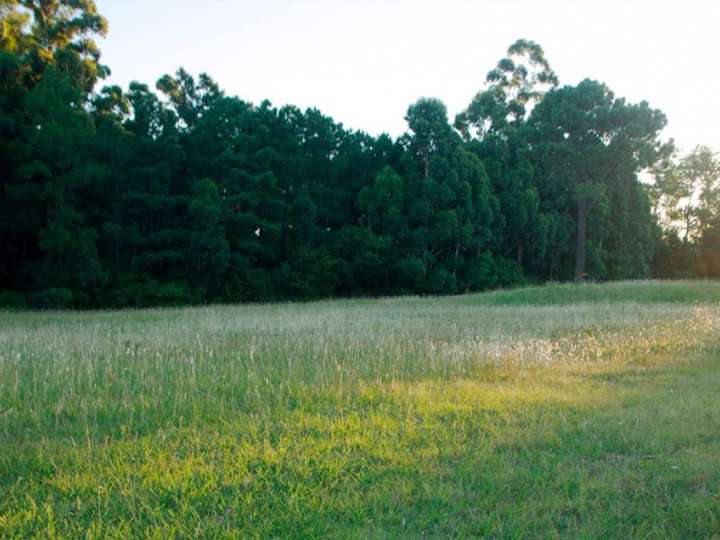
[{"left": 96, "top": 0, "right": 719, "bottom": 152}]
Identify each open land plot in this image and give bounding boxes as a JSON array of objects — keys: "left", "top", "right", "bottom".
[{"left": 1, "top": 281, "right": 719, "bottom": 537}]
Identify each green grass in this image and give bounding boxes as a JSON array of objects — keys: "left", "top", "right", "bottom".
[
  {"left": 468, "top": 279, "right": 720, "bottom": 305},
  {"left": 1, "top": 280, "right": 719, "bottom": 537}
]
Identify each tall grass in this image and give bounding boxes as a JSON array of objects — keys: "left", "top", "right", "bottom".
[
  {"left": 2, "top": 296, "right": 718, "bottom": 443},
  {"left": 1, "top": 280, "right": 719, "bottom": 537}
]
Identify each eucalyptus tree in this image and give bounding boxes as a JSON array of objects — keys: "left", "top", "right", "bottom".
[
  {"left": 401, "top": 98, "right": 497, "bottom": 292},
  {"left": 651, "top": 146, "right": 720, "bottom": 244},
  {"left": 456, "top": 39, "right": 558, "bottom": 274},
  {"left": 650, "top": 146, "right": 720, "bottom": 278},
  {"left": 681, "top": 146, "right": 720, "bottom": 240},
  {"left": 455, "top": 38, "right": 558, "bottom": 139},
  {"left": 0, "top": 0, "right": 110, "bottom": 306},
  {"left": 19, "top": 0, "right": 108, "bottom": 91}
]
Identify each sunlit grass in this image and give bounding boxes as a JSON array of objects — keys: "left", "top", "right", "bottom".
[{"left": 1, "top": 280, "right": 719, "bottom": 537}]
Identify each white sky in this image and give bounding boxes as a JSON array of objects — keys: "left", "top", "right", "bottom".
[{"left": 96, "top": 0, "right": 719, "bottom": 152}]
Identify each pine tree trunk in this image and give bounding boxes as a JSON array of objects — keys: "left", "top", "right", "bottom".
[
  {"left": 453, "top": 241, "right": 460, "bottom": 278},
  {"left": 575, "top": 202, "right": 588, "bottom": 281}
]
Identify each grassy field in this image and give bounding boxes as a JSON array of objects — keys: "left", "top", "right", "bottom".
[{"left": 1, "top": 280, "right": 719, "bottom": 538}]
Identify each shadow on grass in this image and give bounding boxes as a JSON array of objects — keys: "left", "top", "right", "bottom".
[{"left": 2, "top": 354, "right": 719, "bottom": 537}]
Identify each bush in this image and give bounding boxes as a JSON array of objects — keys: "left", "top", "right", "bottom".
[
  {"left": 494, "top": 257, "right": 527, "bottom": 288},
  {"left": 29, "top": 288, "right": 75, "bottom": 309},
  {"left": 393, "top": 256, "right": 426, "bottom": 292},
  {"left": 277, "top": 248, "right": 339, "bottom": 299},
  {"left": 426, "top": 268, "right": 457, "bottom": 294},
  {"left": 0, "top": 290, "right": 27, "bottom": 309},
  {"left": 103, "top": 274, "right": 201, "bottom": 307},
  {"left": 464, "top": 252, "right": 498, "bottom": 291}
]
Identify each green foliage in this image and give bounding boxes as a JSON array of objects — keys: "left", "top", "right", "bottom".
[
  {"left": 456, "top": 38, "right": 558, "bottom": 137},
  {"left": 358, "top": 166, "right": 404, "bottom": 236},
  {"left": 0, "top": 5, "right": 706, "bottom": 306},
  {"left": 0, "top": 290, "right": 26, "bottom": 309},
  {"left": 652, "top": 146, "right": 720, "bottom": 277},
  {"left": 528, "top": 79, "right": 667, "bottom": 280},
  {"left": 28, "top": 287, "right": 74, "bottom": 309},
  {"left": 103, "top": 275, "right": 199, "bottom": 308}
]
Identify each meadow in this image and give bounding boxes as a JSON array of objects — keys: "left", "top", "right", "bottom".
[{"left": 1, "top": 280, "right": 719, "bottom": 538}]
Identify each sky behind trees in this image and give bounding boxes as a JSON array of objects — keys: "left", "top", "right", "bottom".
[{"left": 96, "top": 0, "right": 719, "bottom": 151}]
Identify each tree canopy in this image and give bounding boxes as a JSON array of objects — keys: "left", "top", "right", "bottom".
[{"left": 0, "top": 3, "right": 714, "bottom": 308}]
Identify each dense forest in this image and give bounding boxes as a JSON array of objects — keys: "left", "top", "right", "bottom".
[{"left": 1, "top": 1, "right": 719, "bottom": 308}]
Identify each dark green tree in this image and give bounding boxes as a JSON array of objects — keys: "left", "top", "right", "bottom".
[{"left": 528, "top": 79, "right": 666, "bottom": 280}]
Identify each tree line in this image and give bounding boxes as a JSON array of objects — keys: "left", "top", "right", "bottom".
[{"left": 1, "top": 1, "right": 718, "bottom": 308}]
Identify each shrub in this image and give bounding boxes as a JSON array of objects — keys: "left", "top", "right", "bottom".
[
  {"left": 29, "top": 288, "right": 75, "bottom": 309},
  {"left": 0, "top": 290, "right": 27, "bottom": 309}
]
